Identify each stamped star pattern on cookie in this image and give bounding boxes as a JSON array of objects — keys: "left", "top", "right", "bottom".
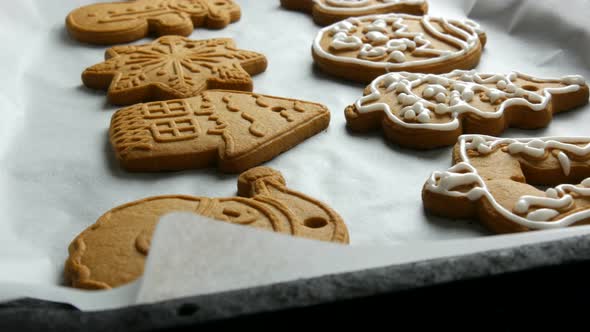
[{"left": 82, "top": 36, "right": 267, "bottom": 105}]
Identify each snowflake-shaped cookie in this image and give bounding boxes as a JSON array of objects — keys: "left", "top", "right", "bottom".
[{"left": 82, "top": 36, "right": 267, "bottom": 105}]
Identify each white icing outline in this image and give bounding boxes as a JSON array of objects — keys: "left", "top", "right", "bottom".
[
  {"left": 354, "top": 70, "right": 586, "bottom": 131},
  {"left": 317, "top": 0, "right": 426, "bottom": 12},
  {"left": 313, "top": 14, "right": 483, "bottom": 70},
  {"left": 425, "top": 135, "right": 590, "bottom": 230}
]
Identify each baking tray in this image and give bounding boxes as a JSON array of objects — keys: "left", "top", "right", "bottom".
[{"left": 1, "top": 0, "right": 590, "bottom": 327}]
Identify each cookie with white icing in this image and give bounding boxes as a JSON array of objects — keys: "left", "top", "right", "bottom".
[
  {"left": 66, "top": 167, "right": 349, "bottom": 289},
  {"left": 345, "top": 70, "right": 589, "bottom": 149},
  {"left": 312, "top": 14, "right": 486, "bottom": 82},
  {"left": 281, "top": 0, "right": 428, "bottom": 26},
  {"left": 423, "top": 135, "right": 590, "bottom": 234}
]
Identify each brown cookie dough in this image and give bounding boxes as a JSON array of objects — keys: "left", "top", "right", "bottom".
[
  {"left": 281, "top": 0, "right": 428, "bottom": 26},
  {"left": 312, "top": 14, "right": 487, "bottom": 82},
  {"left": 65, "top": 167, "right": 349, "bottom": 290},
  {"left": 423, "top": 135, "right": 590, "bottom": 234},
  {"left": 110, "top": 90, "right": 330, "bottom": 173},
  {"left": 82, "top": 36, "right": 267, "bottom": 105},
  {"left": 66, "top": 0, "right": 241, "bottom": 44},
  {"left": 346, "top": 71, "right": 589, "bottom": 149}
]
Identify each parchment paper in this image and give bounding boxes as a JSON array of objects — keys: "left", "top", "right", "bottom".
[{"left": 0, "top": 0, "right": 589, "bottom": 310}]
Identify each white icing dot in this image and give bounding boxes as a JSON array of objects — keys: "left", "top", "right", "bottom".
[
  {"left": 435, "top": 92, "right": 447, "bottom": 103},
  {"left": 488, "top": 90, "right": 502, "bottom": 103},
  {"left": 435, "top": 103, "right": 449, "bottom": 114},
  {"left": 506, "top": 84, "right": 517, "bottom": 93},
  {"left": 401, "top": 94, "right": 418, "bottom": 106},
  {"left": 546, "top": 188, "right": 559, "bottom": 199},
  {"left": 382, "top": 74, "right": 396, "bottom": 86},
  {"left": 396, "top": 83, "right": 406, "bottom": 93},
  {"left": 423, "top": 87, "right": 435, "bottom": 98},
  {"left": 514, "top": 200, "right": 529, "bottom": 214},
  {"left": 403, "top": 109, "right": 416, "bottom": 120},
  {"left": 389, "top": 51, "right": 406, "bottom": 63},
  {"left": 452, "top": 83, "right": 466, "bottom": 92},
  {"left": 496, "top": 80, "right": 507, "bottom": 90},
  {"left": 366, "top": 19, "right": 387, "bottom": 32},
  {"left": 417, "top": 111, "right": 431, "bottom": 123},
  {"left": 413, "top": 102, "right": 424, "bottom": 112},
  {"left": 366, "top": 31, "right": 388, "bottom": 43},
  {"left": 462, "top": 89, "right": 474, "bottom": 102}
]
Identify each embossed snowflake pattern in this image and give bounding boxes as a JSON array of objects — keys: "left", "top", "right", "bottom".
[{"left": 82, "top": 36, "right": 267, "bottom": 105}]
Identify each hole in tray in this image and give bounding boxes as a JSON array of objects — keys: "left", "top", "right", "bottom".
[{"left": 177, "top": 303, "right": 200, "bottom": 316}]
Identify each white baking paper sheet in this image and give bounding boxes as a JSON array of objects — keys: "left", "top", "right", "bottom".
[{"left": 0, "top": 0, "right": 589, "bottom": 310}]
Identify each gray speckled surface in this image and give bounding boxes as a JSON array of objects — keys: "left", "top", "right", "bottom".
[{"left": 2, "top": 234, "right": 590, "bottom": 330}]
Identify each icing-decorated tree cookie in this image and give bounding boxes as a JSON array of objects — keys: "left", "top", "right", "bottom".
[
  {"left": 66, "top": 167, "right": 349, "bottom": 289},
  {"left": 110, "top": 90, "right": 330, "bottom": 173},
  {"left": 345, "top": 70, "right": 589, "bottom": 149},
  {"left": 423, "top": 135, "right": 590, "bottom": 234},
  {"left": 82, "top": 36, "right": 267, "bottom": 105},
  {"left": 312, "top": 14, "right": 486, "bottom": 82},
  {"left": 281, "top": 0, "right": 428, "bottom": 26},
  {"left": 67, "top": 0, "right": 241, "bottom": 44}
]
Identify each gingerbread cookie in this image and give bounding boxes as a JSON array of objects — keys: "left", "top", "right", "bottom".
[
  {"left": 65, "top": 167, "right": 349, "bottom": 289},
  {"left": 312, "top": 14, "right": 486, "bottom": 82},
  {"left": 110, "top": 90, "right": 330, "bottom": 172},
  {"left": 281, "top": 0, "right": 428, "bottom": 26},
  {"left": 346, "top": 70, "right": 589, "bottom": 149},
  {"left": 423, "top": 135, "right": 590, "bottom": 234},
  {"left": 82, "top": 36, "right": 267, "bottom": 105},
  {"left": 66, "top": 0, "right": 241, "bottom": 44}
]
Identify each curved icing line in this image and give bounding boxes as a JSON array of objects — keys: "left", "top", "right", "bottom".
[
  {"left": 354, "top": 70, "right": 586, "bottom": 131},
  {"left": 313, "top": 14, "right": 481, "bottom": 70},
  {"left": 316, "top": 0, "right": 426, "bottom": 12},
  {"left": 425, "top": 135, "right": 590, "bottom": 230}
]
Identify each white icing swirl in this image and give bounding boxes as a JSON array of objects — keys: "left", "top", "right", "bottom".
[
  {"left": 314, "top": 14, "right": 482, "bottom": 69},
  {"left": 354, "top": 70, "right": 586, "bottom": 131},
  {"left": 318, "top": 0, "right": 426, "bottom": 12},
  {"left": 424, "top": 135, "right": 590, "bottom": 230}
]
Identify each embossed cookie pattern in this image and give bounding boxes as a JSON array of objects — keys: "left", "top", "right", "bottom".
[
  {"left": 82, "top": 36, "right": 267, "bottom": 105},
  {"left": 110, "top": 90, "right": 330, "bottom": 172},
  {"left": 346, "top": 70, "right": 589, "bottom": 149},
  {"left": 65, "top": 167, "right": 349, "bottom": 289},
  {"left": 67, "top": 0, "right": 241, "bottom": 44}
]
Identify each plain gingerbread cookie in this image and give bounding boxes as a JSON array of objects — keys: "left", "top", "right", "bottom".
[
  {"left": 82, "top": 36, "right": 267, "bottom": 105},
  {"left": 65, "top": 167, "right": 349, "bottom": 289},
  {"left": 66, "top": 0, "right": 241, "bottom": 44},
  {"left": 110, "top": 90, "right": 331, "bottom": 173}
]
